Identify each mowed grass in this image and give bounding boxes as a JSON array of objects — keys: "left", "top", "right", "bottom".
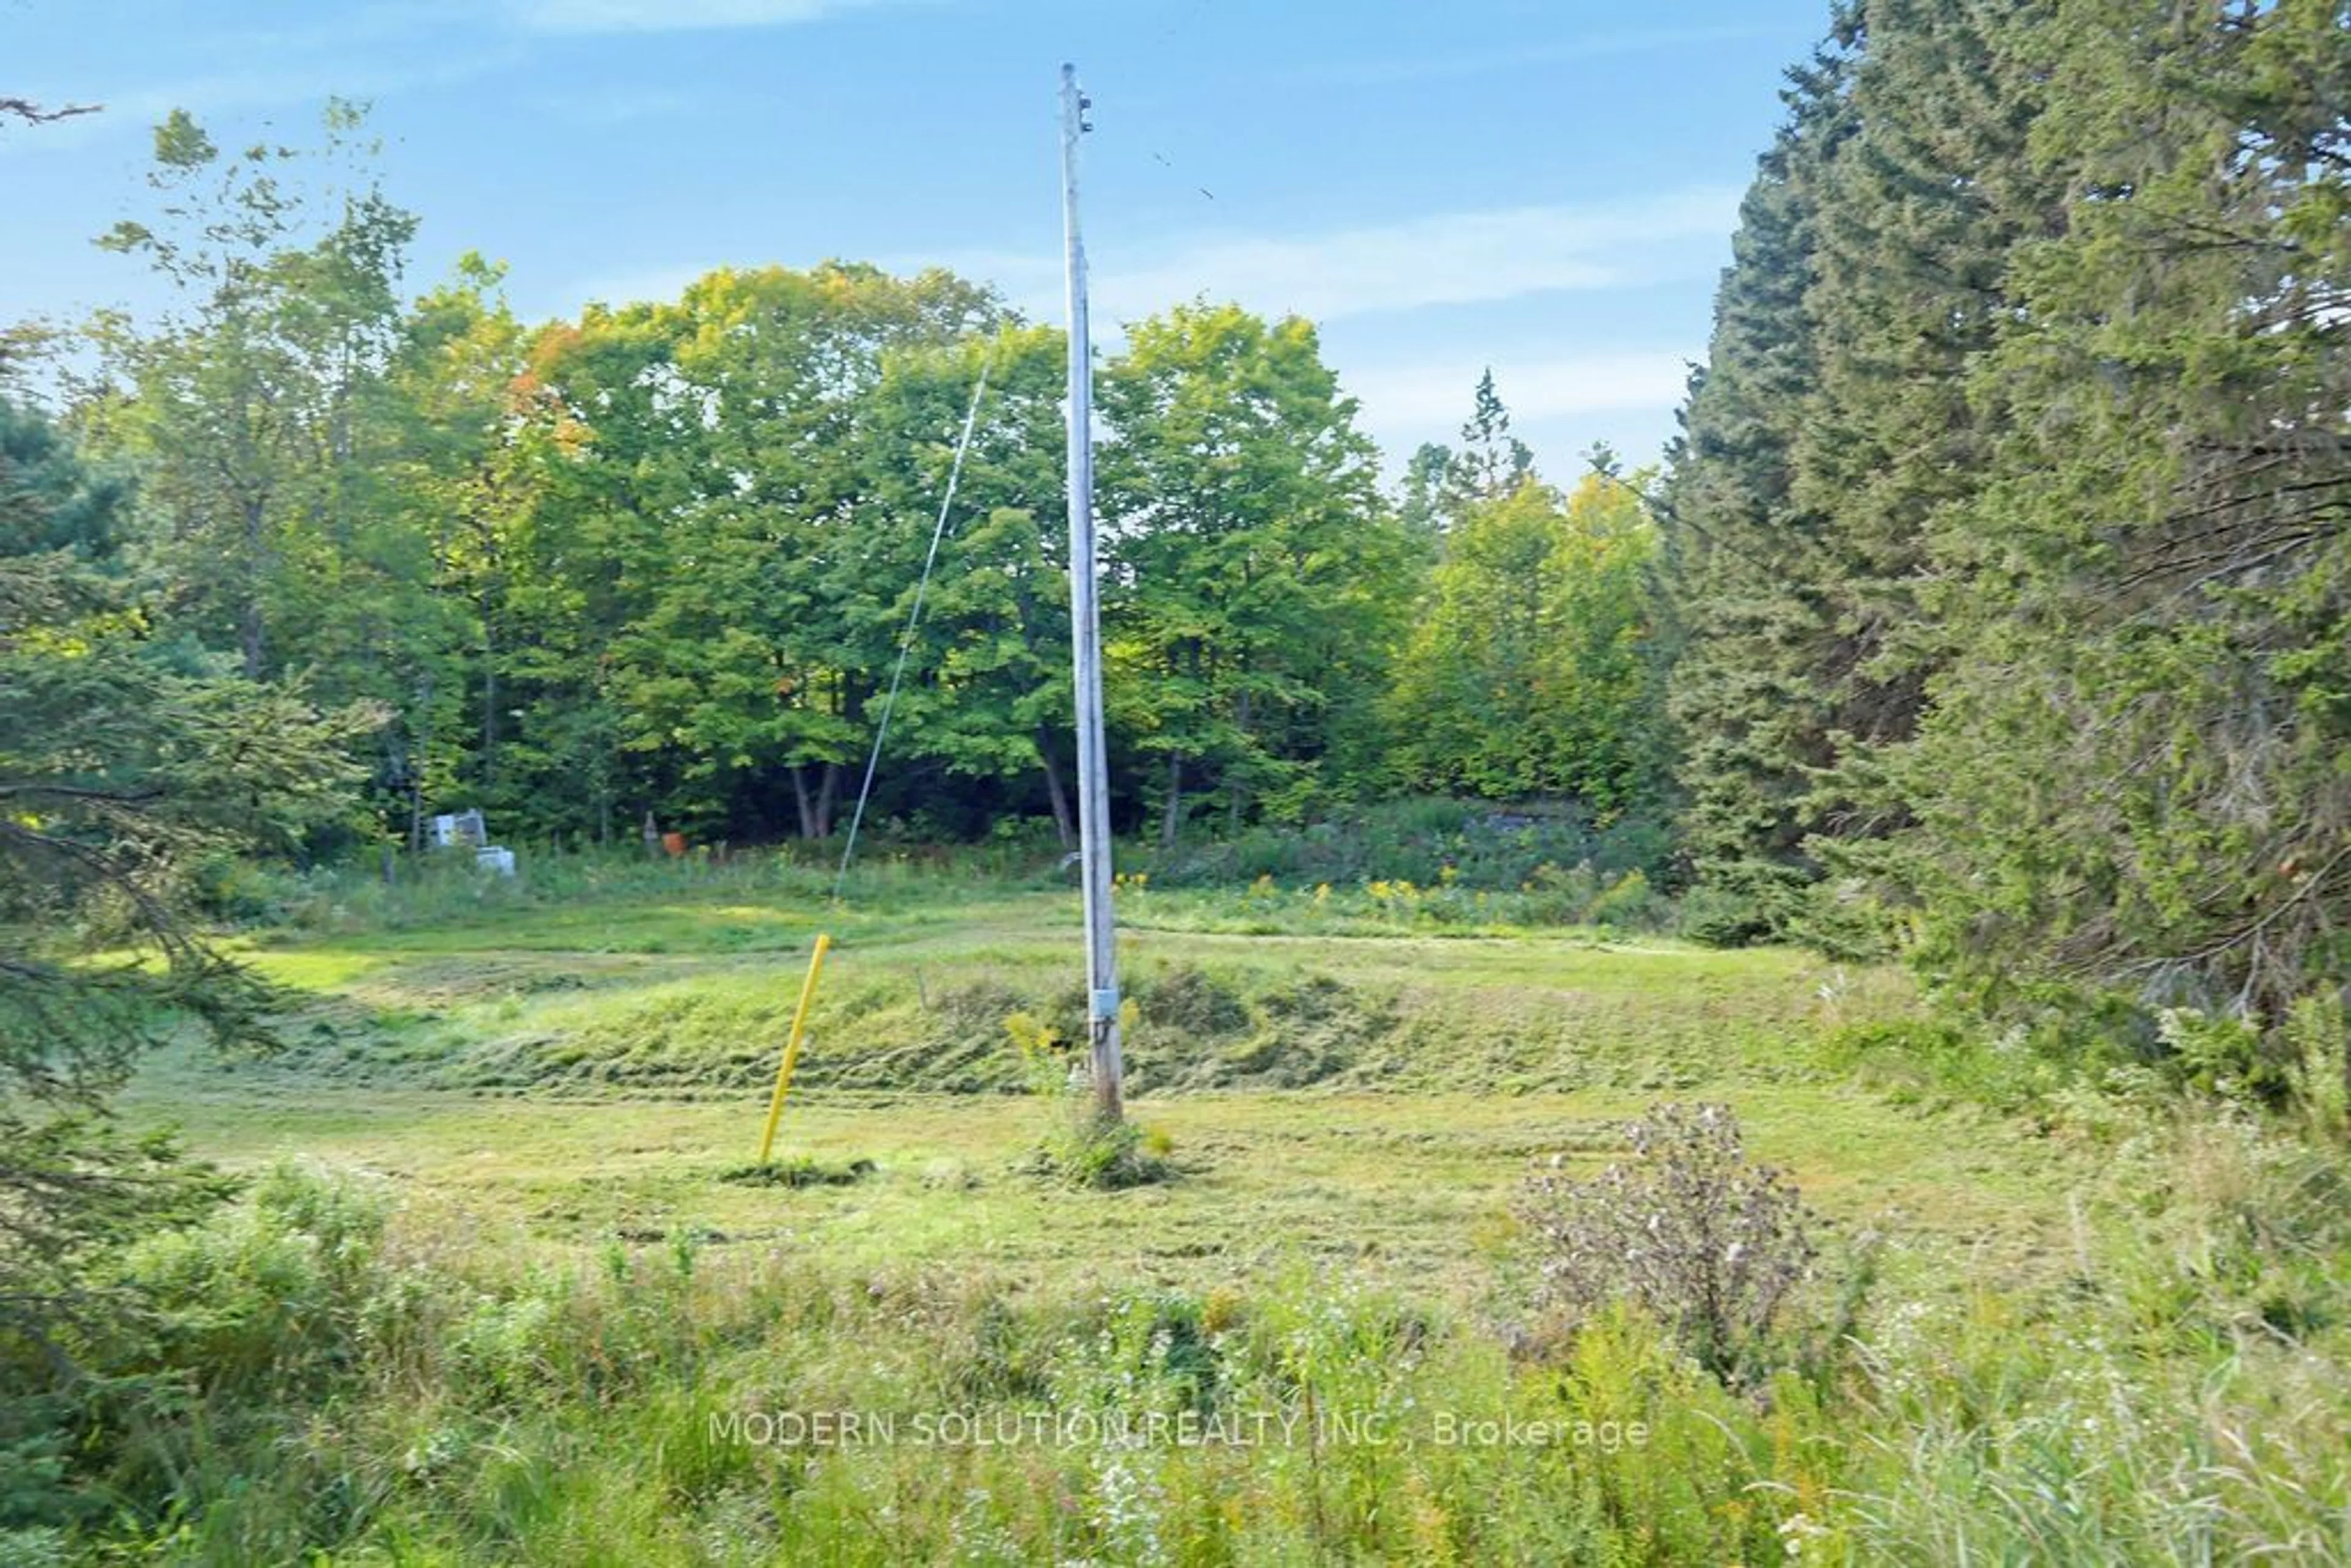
[
  {"left": 120, "top": 1080, "right": 2078, "bottom": 1301},
  {"left": 217, "top": 876, "right": 1907, "bottom": 1101},
  {"left": 130, "top": 861, "right": 2068, "bottom": 1305},
  {"left": 86, "top": 858, "right": 2351, "bottom": 1564}
]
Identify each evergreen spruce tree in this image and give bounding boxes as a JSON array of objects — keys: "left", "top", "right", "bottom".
[
  {"left": 1660, "top": 17, "right": 1860, "bottom": 935},
  {"left": 1440, "top": 368, "right": 1536, "bottom": 519},
  {"left": 1, "top": 396, "right": 373, "bottom": 1398},
  {"left": 1664, "top": 1, "right": 2059, "bottom": 938},
  {"left": 1884, "top": 0, "right": 2351, "bottom": 1040}
]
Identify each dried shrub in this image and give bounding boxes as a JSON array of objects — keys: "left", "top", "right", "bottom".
[{"left": 1518, "top": 1101, "right": 1817, "bottom": 1379}]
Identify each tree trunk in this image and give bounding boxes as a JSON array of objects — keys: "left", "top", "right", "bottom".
[
  {"left": 240, "top": 497, "right": 267, "bottom": 680},
  {"left": 1039, "top": 732, "right": 1074, "bottom": 849},
  {"left": 1161, "top": 752, "right": 1185, "bottom": 850},
  {"left": 815, "top": 762, "right": 842, "bottom": 841},
  {"left": 480, "top": 599, "right": 498, "bottom": 790},
  {"left": 1229, "top": 691, "right": 1251, "bottom": 831},
  {"left": 790, "top": 765, "right": 818, "bottom": 841}
]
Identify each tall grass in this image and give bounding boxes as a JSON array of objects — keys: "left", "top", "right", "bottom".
[
  {"left": 1141, "top": 796, "right": 1673, "bottom": 895},
  {"left": 18, "top": 1097, "right": 2349, "bottom": 1565},
  {"left": 217, "top": 800, "right": 1687, "bottom": 945},
  {"left": 222, "top": 839, "right": 1058, "bottom": 940}
]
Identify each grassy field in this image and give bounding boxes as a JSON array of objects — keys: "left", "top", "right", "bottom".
[
  {"left": 132, "top": 863, "right": 2061, "bottom": 1294},
  {"left": 73, "top": 854, "right": 2351, "bottom": 1564}
]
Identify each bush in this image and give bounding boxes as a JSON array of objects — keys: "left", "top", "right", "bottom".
[
  {"left": 114, "top": 1160, "right": 394, "bottom": 1401},
  {"left": 1148, "top": 797, "right": 1674, "bottom": 894},
  {"left": 1817, "top": 1016, "right": 2063, "bottom": 1111},
  {"left": 1586, "top": 866, "right": 1663, "bottom": 930},
  {"left": 2156, "top": 1006, "right": 2287, "bottom": 1107},
  {"left": 1678, "top": 861, "right": 1810, "bottom": 948},
  {"left": 1046, "top": 1112, "right": 1169, "bottom": 1190},
  {"left": 20, "top": 1130, "right": 2351, "bottom": 1564},
  {"left": 0, "top": 1527, "right": 67, "bottom": 1568},
  {"left": 1787, "top": 877, "right": 1898, "bottom": 961},
  {"left": 1003, "top": 1011, "right": 1171, "bottom": 1189},
  {"left": 2287, "top": 994, "right": 2350, "bottom": 1144},
  {"left": 1518, "top": 1103, "right": 1818, "bottom": 1380}
]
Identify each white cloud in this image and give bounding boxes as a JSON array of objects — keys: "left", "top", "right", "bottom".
[
  {"left": 940, "top": 186, "right": 1741, "bottom": 326},
  {"left": 546, "top": 184, "right": 1739, "bottom": 326},
  {"left": 509, "top": 0, "right": 886, "bottom": 34}
]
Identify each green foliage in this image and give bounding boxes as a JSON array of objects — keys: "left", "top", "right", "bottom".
[
  {"left": 1100, "top": 302, "right": 1418, "bottom": 838},
  {"left": 1814, "top": 1015, "right": 2062, "bottom": 1113},
  {"left": 574, "top": 263, "right": 1011, "bottom": 839},
  {"left": 15, "top": 1100, "right": 2346, "bottom": 1564},
  {"left": 1873, "top": 0, "right": 2351, "bottom": 1056},
  {"left": 1660, "top": 19, "right": 1856, "bottom": 889},
  {"left": 1663, "top": 0, "right": 2351, "bottom": 1100},
  {"left": 0, "top": 396, "right": 374, "bottom": 1455},
  {"left": 54, "top": 103, "right": 1711, "bottom": 875},
  {"left": 869, "top": 329, "right": 1081, "bottom": 830},
  {"left": 1677, "top": 858, "right": 1811, "bottom": 948},
  {"left": 1149, "top": 794, "right": 1671, "bottom": 893},
  {"left": 119, "top": 1161, "right": 395, "bottom": 1401},
  {"left": 2287, "top": 996, "right": 2351, "bottom": 1146},
  {"left": 1390, "top": 473, "right": 1667, "bottom": 811},
  {"left": 1447, "top": 367, "right": 1536, "bottom": 508},
  {"left": 1663, "top": 0, "right": 2058, "bottom": 899},
  {"left": 1783, "top": 876, "right": 1897, "bottom": 962}
]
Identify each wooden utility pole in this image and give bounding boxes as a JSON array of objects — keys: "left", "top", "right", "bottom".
[{"left": 1060, "top": 62, "right": 1123, "bottom": 1123}]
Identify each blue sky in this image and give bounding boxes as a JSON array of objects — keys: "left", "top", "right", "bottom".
[{"left": 4, "top": 0, "right": 1829, "bottom": 478}]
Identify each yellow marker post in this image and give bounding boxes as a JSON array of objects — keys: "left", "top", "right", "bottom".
[{"left": 756, "top": 932, "right": 831, "bottom": 1165}]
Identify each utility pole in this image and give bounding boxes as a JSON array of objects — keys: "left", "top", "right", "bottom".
[{"left": 1060, "top": 62, "right": 1123, "bottom": 1124}]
